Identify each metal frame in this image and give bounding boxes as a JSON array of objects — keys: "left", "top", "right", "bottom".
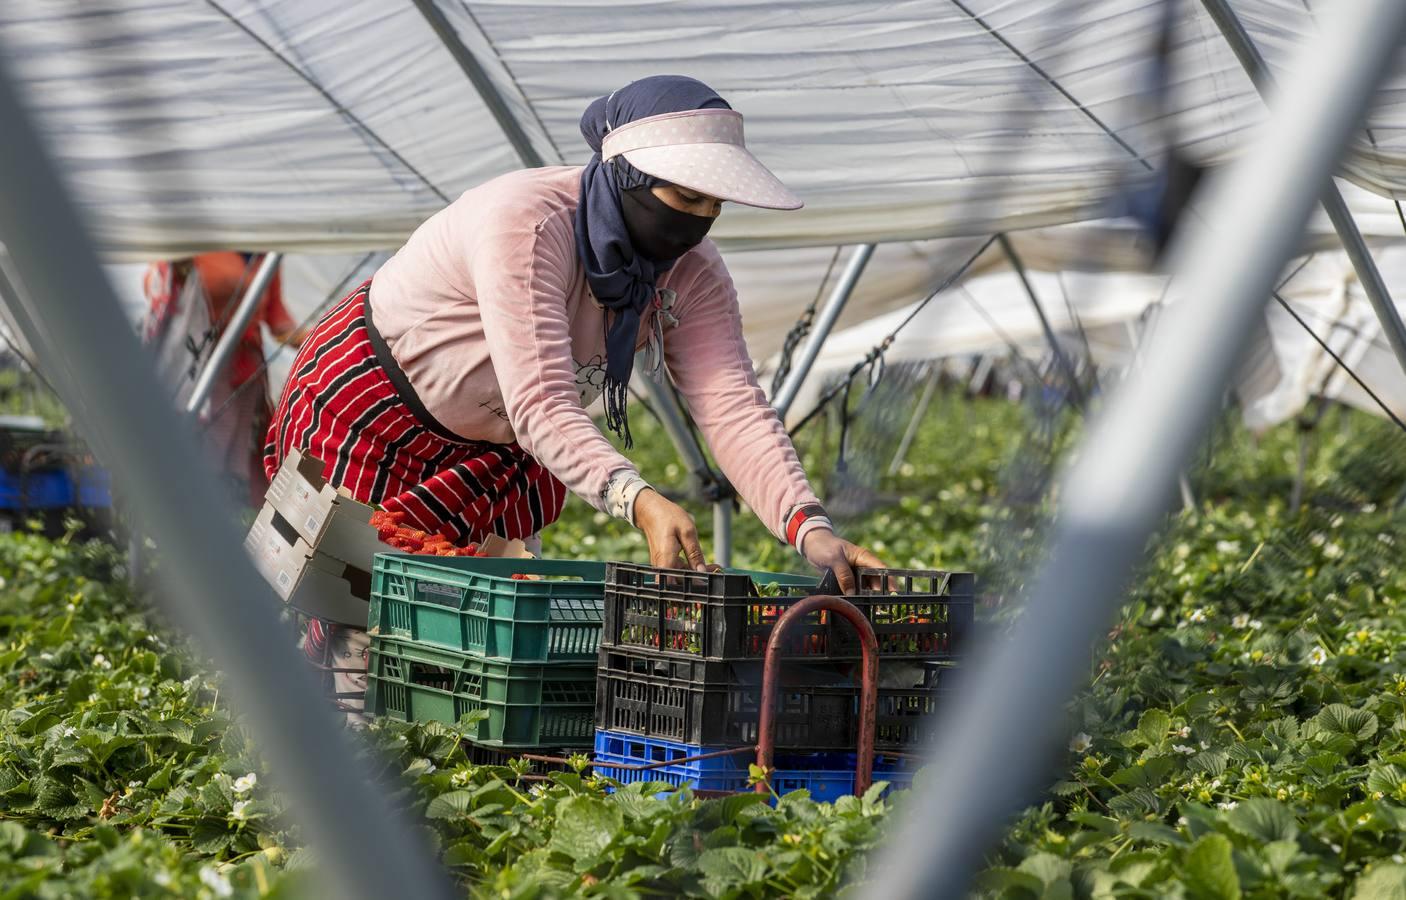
[
  {"left": 865, "top": 3, "right": 1406, "bottom": 896},
  {"left": 755, "top": 594, "right": 879, "bottom": 797},
  {"left": 184, "top": 252, "right": 282, "bottom": 415},
  {"left": 0, "top": 49, "right": 456, "bottom": 900},
  {"left": 1199, "top": 0, "right": 1406, "bottom": 378},
  {"left": 410, "top": 0, "right": 546, "bottom": 169},
  {"left": 772, "top": 243, "right": 876, "bottom": 420},
  {"left": 998, "top": 233, "right": 1084, "bottom": 408}
]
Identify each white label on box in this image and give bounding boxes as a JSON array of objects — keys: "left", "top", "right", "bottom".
[
  {"left": 305, "top": 514, "right": 321, "bottom": 535},
  {"left": 277, "top": 570, "right": 292, "bottom": 590}
]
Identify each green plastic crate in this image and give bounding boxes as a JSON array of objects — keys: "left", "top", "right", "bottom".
[
  {"left": 365, "top": 635, "right": 596, "bottom": 748},
  {"left": 368, "top": 555, "right": 605, "bottom": 661}
]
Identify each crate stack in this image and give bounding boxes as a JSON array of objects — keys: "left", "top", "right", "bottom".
[
  {"left": 363, "top": 555, "right": 607, "bottom": 752},
  {"left": 592, "top": 564, "right": 975, "bottom": 800}
]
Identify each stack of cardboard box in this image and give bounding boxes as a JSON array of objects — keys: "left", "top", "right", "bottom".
[{"left": 244, "top": 448, "right": 385, "bottom": 628}]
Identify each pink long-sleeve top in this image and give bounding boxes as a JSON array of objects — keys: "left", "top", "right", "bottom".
[{"left": 368, "top": 166, "right": 824, "bottom": 547}]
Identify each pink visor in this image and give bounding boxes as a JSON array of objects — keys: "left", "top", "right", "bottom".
[{"left": 601, "top": 109, "right": 802, "bottom": 210}]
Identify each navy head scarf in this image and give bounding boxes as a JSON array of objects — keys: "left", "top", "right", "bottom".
[{"left": 575, "top": 75, "right": 730, "bottom": 448}]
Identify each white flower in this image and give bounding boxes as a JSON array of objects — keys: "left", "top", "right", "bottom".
[
  {"left": 530, "top": 783, "right": 548, "bottom": 797},
  {"left": 65, "top": 603, "right": 76, "bottom": 613},
  {"left": 1217, "top": 801, "right": 1238, "bottom": 810},
  {"left": 1215, "top": 541, "right": 1241, "bottom": 554},
  {"left": 1311, "top": 533, "right": 1326, "bottom": 547},
  {"left": 1379, "top": 533, "right": 1395, "bottom": 546},
  {"left": 1069, "top": 732, "right": 1092, "bottom": 753},
  {"left": 127, "top": 780, "right": 141, "bottom": 789},
  {"left": 1175, "top": 543, "right": 1191, "bottom": 559},
  {"left": 1200, "top": 741, "right": 1209, "bottom": 750},
  {"left": 1188, "top": 608, "right": 1208, "bottom": 624},
  {"left": 134, "top": 685, "right": 150, "bottom": 699},
  {"left": 451, "top": 770, "right": 471, "bottom": 788},
  {"left": 86, "top": 693, "right": 98, "bottom": 703},
  {"left": 38, "top": 652, "right": 53, "bottom": 662},
  {"left": 1177, "top": 816, "right": 1189, "bottom": 827},
  {"left": 1249, "top": 619, "right": 1264, "bottom": 631},
  {"left": 231, "top": 800, "right": 251, "bottom": 821},
  {"left": 1394, "top": 854, "right": 1404, "bottom": 864},
  {"left": 1331, "top": 843, "right": 1342, "bottom": 854},
  {"left": 199, "top": 865, "right": 232, "bottom": 898},
  {"left": 1364, "top": 503, "right": 1378, "bottom": 514},
  {"left": 1232, "top": 614, "right": 1250, "bottom": 630},
  {"left": 1172, "top": 744, "right": 1196, "bottom": 755},
  {"left": 61, "top": 726, "right": 76, "bottom": 738},
  {"left": 232, "top": 773, "right": 257, "bottom": 795},
  {"left": 1323, "top": 543, "right": 1344, "bottom": 560},
  {"left": 1178, "top": 726, "right": 1192, "bottom": 738},
  {"left": 1309, "top": 646, "right": 1328, "bottom": 666},
  {"left": 1211, "top": 779, "right": 1222, "bottom": 789},
  {"left": 1149, "top": 606, "right": 1166, "bottom": 624},
  {"left": 154, "top": 871, "right": 172, "bottom": 887}
]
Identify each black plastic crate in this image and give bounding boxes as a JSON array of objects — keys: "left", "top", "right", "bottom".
[
  {"left": 594, "top": 644, "right": 952, "bottom": 751},
  {"left": 603, "top": 563, "right": 974, "bottom": 661}
]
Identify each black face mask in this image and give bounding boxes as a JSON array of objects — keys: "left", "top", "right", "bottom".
[{"left": 620, "top": 187, "right": 715, "bottom": 263}]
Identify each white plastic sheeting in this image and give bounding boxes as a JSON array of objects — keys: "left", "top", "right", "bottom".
[
  {"left": 6, "top": 0, "right": 1406, "bottom": 258},
  {"left": 797, "top": 246, "right": 1406, "bottom": 430}
]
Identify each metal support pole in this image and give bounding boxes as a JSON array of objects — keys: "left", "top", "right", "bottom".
[
  {"left": 888, "top": 366, "right": 940, "bottom": 476},
  {"left": 409, "top": 0, "right": 546, "bottom": 169},
  {"left": 772, "top": 244, "right": 876, "bottom": 420},
  {"left": 1200, "top": 0, "right": 1406, "bottom": 378},
  {"left": 184, "top": 252, "right": 281, "bottom": 416},
  {"left": 998, "top": 233, "right": 1084, "bottom": 407},
  {"left": 712, "top": 499, "right": 733, "bottom": 568},
  {"left": 634, "top": 365, "right": 736, "bottom": 563},
  {"left": 866, "top": 2, "right": 1406, "bottom": 896},
  {"left": 0, "top": 48, "right": 456, "bottom": 900}
]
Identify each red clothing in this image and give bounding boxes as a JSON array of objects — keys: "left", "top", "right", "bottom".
[
  {"left": 265, "top": 282, "right": 566, "bottom": 544},
  {"left": 185, "top": 252, "right": 294, "bottom": 387}
]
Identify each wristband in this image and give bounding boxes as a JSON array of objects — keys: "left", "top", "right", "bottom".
[
  {"left": 604, "top": 470, "right": 652, "bottom": 525},
  {"left": 785, "top": 503, "right": 830, "bottom": 547}
]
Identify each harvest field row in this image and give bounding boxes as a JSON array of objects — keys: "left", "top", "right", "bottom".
[{"left": 2, "top": 394, "right": 1404, "bottom": 897}]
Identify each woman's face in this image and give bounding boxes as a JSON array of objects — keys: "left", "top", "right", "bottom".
[
  {"left": 651, "top": 184, "right": 723, "bottom": 219},
  {"left": 332, "top": 629, "right": 371, "bottom": 706}
]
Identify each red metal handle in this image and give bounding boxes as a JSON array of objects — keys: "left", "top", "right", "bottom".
[{"left": 755, "top": 594, "right": 879, "bottom": 796}]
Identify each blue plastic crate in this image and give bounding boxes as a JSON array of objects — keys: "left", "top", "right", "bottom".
[{"left": 590, "top": 730, "right": 914, "bottom": 802}]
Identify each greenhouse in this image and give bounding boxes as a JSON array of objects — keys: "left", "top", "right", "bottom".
[{"left": 3, "top": 1, "right": 1406, "bottom": 897}]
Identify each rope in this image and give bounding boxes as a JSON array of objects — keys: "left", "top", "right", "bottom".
[
  {"left": 771, "top": 247, "right": 843, "bottom": 395},
  {"left": 789, "top": 237, "right": 997, "bottom": 438},
  {"left": 1272, "top": 291, "right": 1406, "bottom": 434}
]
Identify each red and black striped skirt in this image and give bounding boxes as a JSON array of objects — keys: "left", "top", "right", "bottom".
[{"left": 263, "top": 281, "right": 566, "bottom": 544}]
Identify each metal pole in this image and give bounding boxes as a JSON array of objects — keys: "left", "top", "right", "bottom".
[
  {"left": 184, "top": 252, "right": 281, "bottom": 416},
  {"left": 1200, "top": 0, "right": 1406, "bottom": 378},
  {"left": 772, "top": 244, "right": 876, "bottom": 419},
  {"left": 409, "top": 0, "right": 546, "bottom": 169},
  {"left": 0, "top": 48, "right": 457, "bottom": 900},
  {"left": 712, "top": 499, "right": 733, "bottom": 567},
  {"left": 998, "top": 233, "right": 1084, "bottom": 407},
  {"left": 634, "top": 367, "right": 738, "bottom": 563},
  {"left": 865, "top": 2, "right": 1406, "bottom": 896},
  {"left": 888, "top": 366, "right": 940, "bottom": 475}
]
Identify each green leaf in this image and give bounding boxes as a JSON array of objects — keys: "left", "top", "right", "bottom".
[
  {"left": 1018, "top": 852, "right": 1072, "bottom": 885},
  {"left": 1137, "top": 710, "right": 1171, "bottom": 747},
  {"left": 549, "top": 796, "right": 622, "bottom": 862},
  {"left": 1226, "top": 798, "right": 1298, "bottom": 843},
  {"left": 697, "top": 847, "right": 768, "bottom": 887},
  {"left": 1108, "top": 788, "right": 1160, "bottom": 820},
  {"left": 1368, "top": 765, "right": 1406, "bottom": 797},
  {"left": 1189, "top": 751, "right": 1228, "bottom": 777},
  {"left": 1352, "top": 864, "right": 1406, "bottom": 900},
  {"left": 1127, "top": 821, "right": 1185, "bottom": 846},
  {"left": 424, "top": 791, "right": 474, "bottom": 820},
  {"left": 1183, "top": 833, "right": 1241, "bottom": 900},
  {"left": 976, "top": 867, "right": 1046, "bottom": 894},
  {"left": 1316, "top": 704, "right": 1378, "bottom": 741}
]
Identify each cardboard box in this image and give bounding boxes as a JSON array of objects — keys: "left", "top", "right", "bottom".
[
  {"left": 245, "top": 504, "right": 370, "bottom": 627},
  {"left": 264, "top": 448, "right": 383, "bottom": 567}
]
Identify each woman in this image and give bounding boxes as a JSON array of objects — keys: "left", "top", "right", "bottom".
[
  {"left": 145, "top": 251, "right": 303, "bottom": 507},
  {"left": 266, "top": 76, "right": 880, "bottom": 591}
]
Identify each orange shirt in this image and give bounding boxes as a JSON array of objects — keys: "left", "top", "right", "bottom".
[{"left": 186, "top": 252, "right": 292, "bottom": 387}]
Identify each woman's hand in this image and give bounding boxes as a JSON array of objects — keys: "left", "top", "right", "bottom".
[
  {"left": 634, "top": 488, "right": 708, "bottom": 570},
  {"left": 802, "top": 530, "right": 884, "bottom": 595}
]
